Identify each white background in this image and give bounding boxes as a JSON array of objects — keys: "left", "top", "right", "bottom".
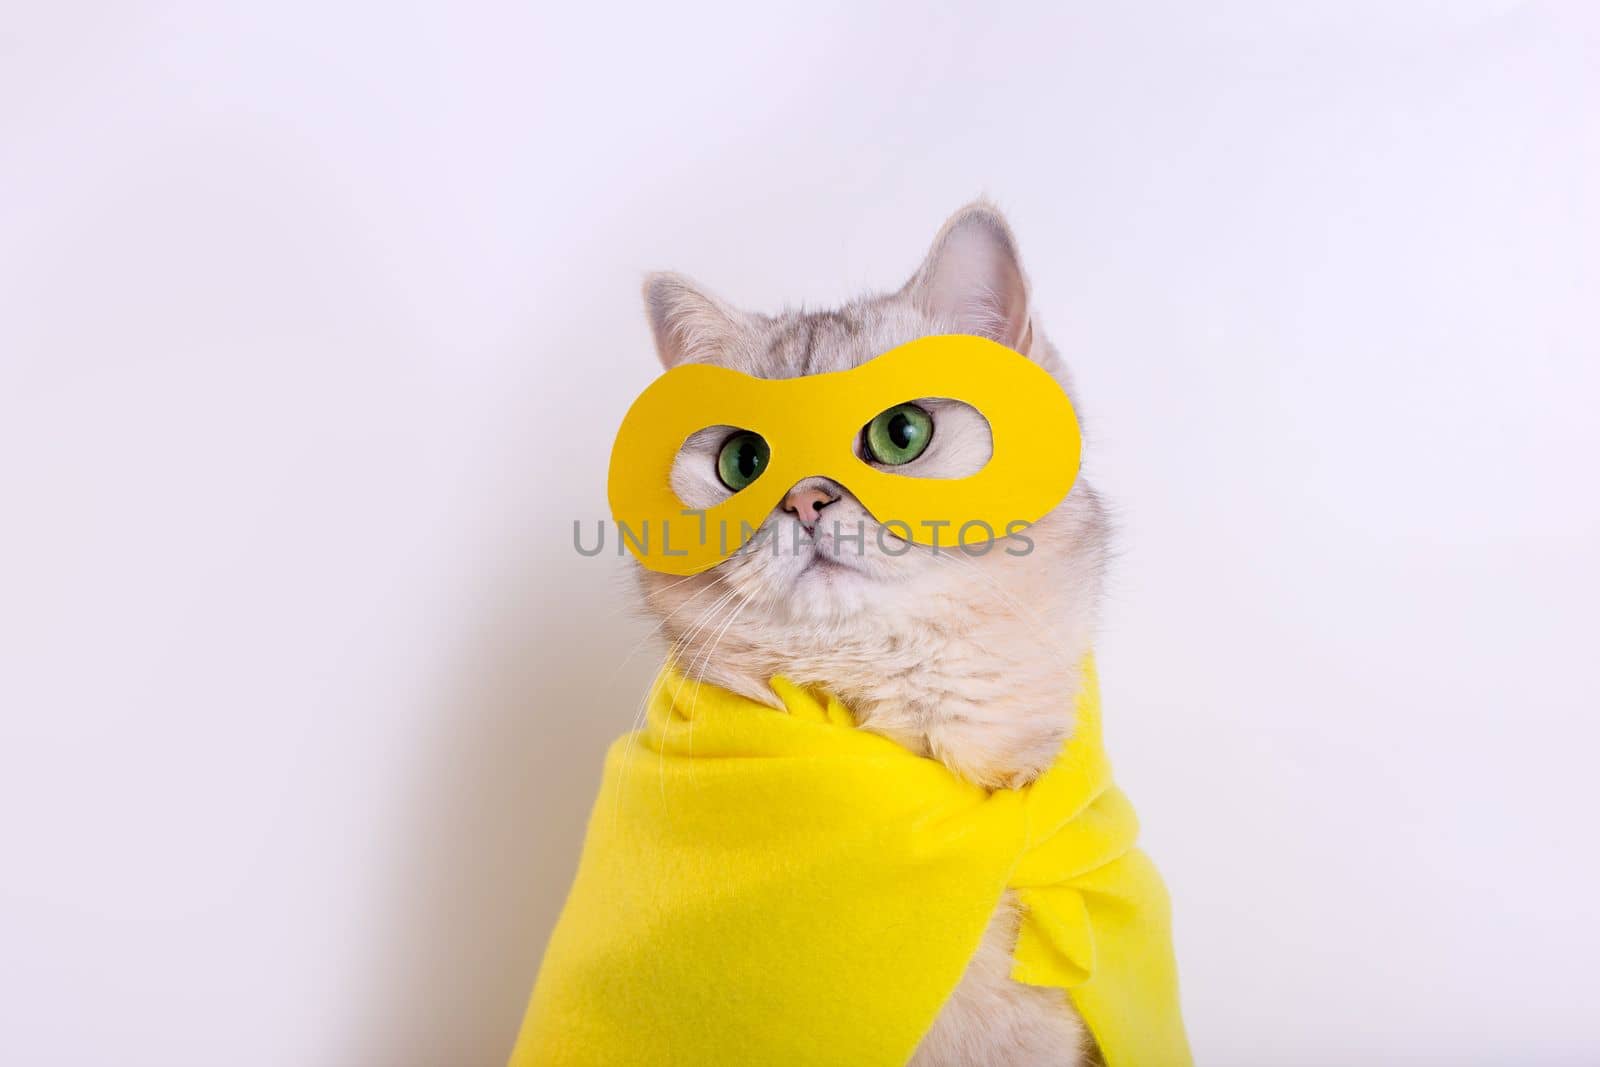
[{"left": 4, "top": 3, "right": 1598, "bottom": 1065}]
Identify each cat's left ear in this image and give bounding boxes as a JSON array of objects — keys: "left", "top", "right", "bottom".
[
  {"left": 903, "top": 201, "right": 1033, "bottom": 353},
  {"left": 642, "top": 272, "right": 753, "bottom": 369}
]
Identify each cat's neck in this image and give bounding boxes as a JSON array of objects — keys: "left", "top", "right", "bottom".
[{"left": 677, "top": 559, "right": 1097, "bottom": 789}]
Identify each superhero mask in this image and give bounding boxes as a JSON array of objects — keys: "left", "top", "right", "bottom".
[{"left": 608, "top": 333, "right": 1082, "bottom": 576}]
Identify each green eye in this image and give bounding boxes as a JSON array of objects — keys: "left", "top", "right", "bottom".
[
  {"left": 715, "top": 431, "right": 770, "bottom": 491},
  {"left": 863, "top": 403, "right": 934, "bottom": 465}
]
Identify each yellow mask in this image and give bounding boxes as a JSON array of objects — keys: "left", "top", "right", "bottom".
[{"left": 607, "top": 333, "right": 1082, "bottom": 575}]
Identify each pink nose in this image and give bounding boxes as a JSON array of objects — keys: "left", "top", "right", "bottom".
[{"left": 781, "top": 486, "right": 839, "bottom": 528}]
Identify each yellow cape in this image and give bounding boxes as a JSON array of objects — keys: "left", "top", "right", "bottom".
[{"left": 510, "top": 661, "right": 1191, "bottom": 1066}]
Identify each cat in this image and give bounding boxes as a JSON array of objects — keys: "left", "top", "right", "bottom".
[{"left": 634, "top": 202, "right": 1109, "bottom": 1066}]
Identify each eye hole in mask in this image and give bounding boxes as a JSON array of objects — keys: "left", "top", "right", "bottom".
[
  {"left": 715, "top": 431, "right": 771, "bottom": 492},
  {"left": 609, "top": 334, "right": 1082, "bottom": 576},
  {"left": 862, "top": 403, "right": 934, "bottom": 466}
]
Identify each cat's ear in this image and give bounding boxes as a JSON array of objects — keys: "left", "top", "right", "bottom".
[
  {"left": 904, "top": 202, "right": 1032, "bottom": 351},
  {"left": 643, "top": 272, "right": 750, "bottom": 368}
]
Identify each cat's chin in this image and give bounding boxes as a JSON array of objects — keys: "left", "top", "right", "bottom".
[
  {"left": 798, "top": 550, "right": 861, "bottom": 577},
  {"left": 765, "top": 551, "right": 887, "bottom": 621},
  {"left": 786, "top": 552, "right": 864, "bottom": 593}
]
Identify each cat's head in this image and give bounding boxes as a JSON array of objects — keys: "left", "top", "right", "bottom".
[{"left": 633, "top": 203, "right": 1108, "bottom": 722}]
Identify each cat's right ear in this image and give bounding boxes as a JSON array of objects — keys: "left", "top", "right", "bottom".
[
  {"left": 643, "top": 272, "right": 749, "bottom": 369},
  {"left": 903, "top": 202, "right": 1033, "bottom": 353}
]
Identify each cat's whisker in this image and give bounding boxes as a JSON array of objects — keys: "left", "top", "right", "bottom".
[
  {"left": 616, "top": 586, "right": 726, "bottom": 767},
  {"left": 666, "top": 583, "right": 743, "bottom": 681},
  {"left": 683, "top": 586, "right": 758, "bottom": 761},
  {"left": 606, "top": 576, "right": 721, "bottom": 687},
  {"left": 612, "top": 581, "right": 737, "bottom": 825},
  {"left": 659, "top": 585, "right": 752, "bottom": 793},
  {"left": 609, "top": 664, "right": 672, "bottom": 835},
  {"left": 586, "top": 569, "right": 705, "bottom": 631},
  {"left": 654, "top": 583, "right": 747, "bottom": 797}
]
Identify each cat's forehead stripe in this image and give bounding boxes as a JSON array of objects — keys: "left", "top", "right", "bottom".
[{"left": 760, "top": 309, "right": 870, "bottom": 380}]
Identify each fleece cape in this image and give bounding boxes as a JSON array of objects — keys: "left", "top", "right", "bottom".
[{"left": 509, "top": 660, "right": 1191, "bottom": 1067}]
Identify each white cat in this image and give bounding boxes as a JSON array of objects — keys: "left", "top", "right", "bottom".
[{"left": 636, "top": 203, "right": 1109, "bottom": 1066}]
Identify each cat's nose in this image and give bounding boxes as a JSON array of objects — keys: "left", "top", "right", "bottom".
[{"left": 781, "top": 484, "right": 840, "bottom": 529}]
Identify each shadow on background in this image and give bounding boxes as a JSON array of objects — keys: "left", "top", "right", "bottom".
[{"left": 353, "top": 549, "right": 653, "bottom": 1066}]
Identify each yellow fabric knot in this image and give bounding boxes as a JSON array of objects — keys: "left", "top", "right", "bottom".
[{"left": 511, "top": 658, "right": 1191, "bottom": 1067}]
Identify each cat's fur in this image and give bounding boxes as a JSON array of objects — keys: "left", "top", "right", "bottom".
[{"left": 635, "top": 203, "right": 1109, "bottom": 1066}]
